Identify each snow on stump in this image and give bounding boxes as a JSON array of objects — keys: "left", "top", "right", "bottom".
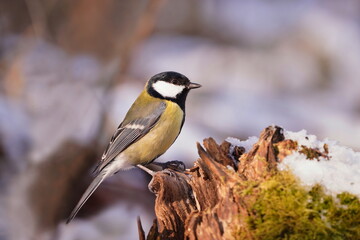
[{"left": 138, "top": 126, "right": 360, "bottom": 240}]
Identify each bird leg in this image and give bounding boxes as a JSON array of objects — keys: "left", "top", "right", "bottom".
[{"left": 136, "top": 164, "right": 155, "bottom": 176}]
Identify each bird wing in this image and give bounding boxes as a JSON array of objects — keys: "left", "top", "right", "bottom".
[{"left": 94, "top": 101, "right": 166, "bottom": 173}]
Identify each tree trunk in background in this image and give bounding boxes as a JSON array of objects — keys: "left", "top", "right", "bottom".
[{"left": 138, "top": 126, "right": 285, "bottom": 240}]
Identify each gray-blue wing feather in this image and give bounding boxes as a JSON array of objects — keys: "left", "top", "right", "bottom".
[{"left": 94, "top": 102, "right": 166, "bottom": 173}]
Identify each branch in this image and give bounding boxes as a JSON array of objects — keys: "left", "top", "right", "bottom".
[{"left": 139, "top": 126, "right": 284, "bottom": 239}]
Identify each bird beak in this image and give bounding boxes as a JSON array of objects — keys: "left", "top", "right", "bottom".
[{"left": 188, "top": 82, "right": 202, "bottom": 89}]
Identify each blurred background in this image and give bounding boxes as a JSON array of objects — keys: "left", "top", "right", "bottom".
[{"left": 1, "top": 0, "right": 360, "bottom": 239}]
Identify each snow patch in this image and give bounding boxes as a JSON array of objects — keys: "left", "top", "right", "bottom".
[
  {"left": 226, "top": 136, "right": 258, "bottom": 153},
  {"left": 279, "top": 129, "right": 360, "bottom": 198}
]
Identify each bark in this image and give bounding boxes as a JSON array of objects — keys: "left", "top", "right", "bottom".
[{"left": 139, "top": 125, "right": 285, "bottom": 240}]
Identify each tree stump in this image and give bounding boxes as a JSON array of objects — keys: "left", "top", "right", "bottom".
[{"left": 138, "top": 125, "right": 285, "bottom": 240}]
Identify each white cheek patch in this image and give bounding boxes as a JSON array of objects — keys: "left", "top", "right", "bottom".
[{"left": 153, "top": 81, "right": 185, "bottom": 98}]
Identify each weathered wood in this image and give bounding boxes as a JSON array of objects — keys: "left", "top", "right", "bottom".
[
  {"left": 237, "top": 125, "right": 284, "bottom": 181},
  {"left": 141, "top": 126, "right": 285, "bottom": 240},
  {"left": 138, "top": 216, "right": 146, "bottom": 240}
]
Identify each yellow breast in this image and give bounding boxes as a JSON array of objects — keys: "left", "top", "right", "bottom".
[{"left": 123, "top": 100, "right": 184, "bottom": 165}]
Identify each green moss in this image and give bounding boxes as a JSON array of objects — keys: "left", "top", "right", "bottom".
[{"left": 238, "top": 171, "right": 360, "bottom": 240}]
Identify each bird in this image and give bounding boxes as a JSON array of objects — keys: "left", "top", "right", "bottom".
[{"left": 66, "top": 71, "right": 201, "bottom": 223}]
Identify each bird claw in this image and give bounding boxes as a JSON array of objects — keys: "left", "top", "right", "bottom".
[
  {"left": 148, "top": 178, "right": 156, "bottom": 193},
  {"left": 153, "top": 160, "right": 186, "bottom": 172},
  {"left": 147, "top": 168, "right": 178, "bottom": 193},
  {"left": 162, "top": 168, "right": 177, "bottom": 178},
  {"left": 168, "top": 160, "right": 186, "bottom": 171}
]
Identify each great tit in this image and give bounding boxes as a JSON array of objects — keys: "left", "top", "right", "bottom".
[{"left": 66, "top": 71, "right": 201, "bottom": 223}]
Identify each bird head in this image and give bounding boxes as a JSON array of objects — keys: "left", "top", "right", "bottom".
[{"left": 147, "top": 71, "right": 201, "bottom": 103}]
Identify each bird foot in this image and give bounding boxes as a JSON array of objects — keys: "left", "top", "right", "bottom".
[
  {"left": 152, "top": 160, "right": 186, "bottom": 172},
  {"left": 162, "top": 168, "right": 178, "bottom": 178},
  {"left": 147, "top": 168, "right": 179, "bottom": 193}
]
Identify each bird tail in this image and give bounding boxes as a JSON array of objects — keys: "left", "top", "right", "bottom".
[{"left": 66, "top": 171, "right": 108, "bottom": 224}]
